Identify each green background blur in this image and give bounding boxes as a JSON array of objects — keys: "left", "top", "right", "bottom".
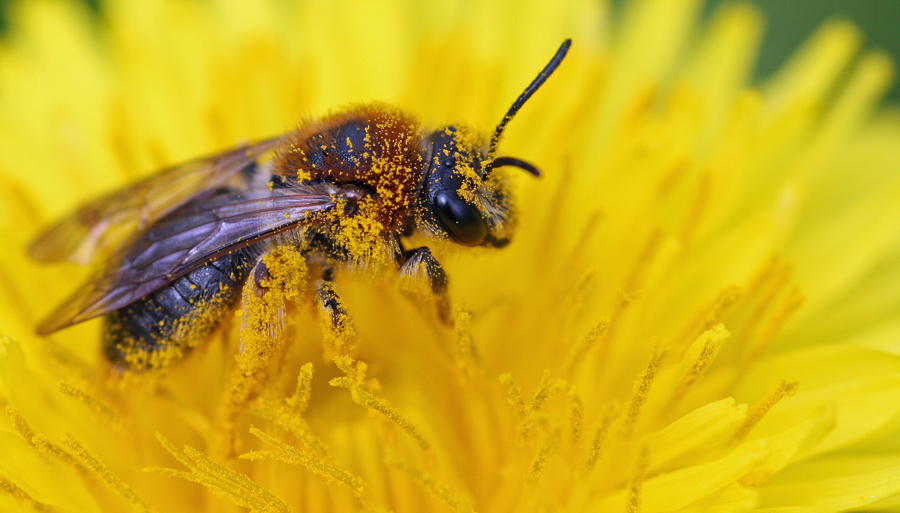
[
  {"left": 0, "top": 0, "right": 897, "bottom": 101},
  {"left": 701, "top": 0, "right": 900, "bottom": 102}
]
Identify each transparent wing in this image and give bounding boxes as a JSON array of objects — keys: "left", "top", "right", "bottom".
[
  {"left": 29, "top": 136, "right": 287, "bottom": 265},
  {"left": 37, "top": 188, "right": 337, "bottom": 335}
]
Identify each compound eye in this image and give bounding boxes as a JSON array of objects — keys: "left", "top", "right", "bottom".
[{"left": 434, "top": 190, "right": 487, "bottom": 246}]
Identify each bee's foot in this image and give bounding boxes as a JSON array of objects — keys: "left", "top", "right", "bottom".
[{"left": 316, "top": 280, "right": 356, "bottom": 354}]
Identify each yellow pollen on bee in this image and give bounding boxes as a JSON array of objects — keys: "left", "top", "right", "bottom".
[
  {"left": 456, "top": 165, "right": 481, "bottom": 203},
  {"left": 334, "top": 204, "right": 389, "bottom": 264}
]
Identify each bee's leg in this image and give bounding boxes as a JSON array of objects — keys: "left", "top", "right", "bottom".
[
  {"left": 239, "top": 256, "right": 290, "bottom": 362},
  {"left": 222, "top": 248, "right": 303, "bottom": 455},
  {"left": 315, "top": 266, "right": 355, "bottom": 354},
  {"left": 398, "top": 246, "right": 452, "bottom": 325}
]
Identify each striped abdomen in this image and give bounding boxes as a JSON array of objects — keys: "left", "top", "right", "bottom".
[{"left": 103, "top": 248, "right": 257, "bottom": 370}]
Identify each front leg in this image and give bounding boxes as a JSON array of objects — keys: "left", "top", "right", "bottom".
[{"left": 398, "top": 246, "right": 452, "bottom": 325}]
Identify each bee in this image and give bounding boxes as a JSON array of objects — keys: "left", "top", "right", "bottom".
[{"left": 30, "top": 40, "right": 571, "bottom": 370}]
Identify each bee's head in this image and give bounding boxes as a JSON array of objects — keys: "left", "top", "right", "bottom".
[
  {"left": 419, "top": 39, "right": 571, "bottom": 248},
  {"left": 421, "top": 125, "right": 537, "bottom": 247}
]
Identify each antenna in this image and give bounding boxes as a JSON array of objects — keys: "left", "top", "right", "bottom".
[
  {"left": 485, "top": 156, "right": 541, "bottom": 177},
  {"left": 486, "top": 39, "right": 572, "bottom": 163}
]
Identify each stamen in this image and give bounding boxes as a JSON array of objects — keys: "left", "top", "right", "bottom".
[
  {"left": 243, "top": 427, "right": 366, "bottom": 495},
  {"left": 500, "top": 372, "right": 535, "bottom": 444},
  {"left": 591, "top": 231, "right": 665, "bottom": 366},
  {"left": 561, "top": 211, "right": 603, "bottom": 276},
  {"left": 585, "top": 401, "right": 621, "bottom": 472},
  {"left": 148, "top": 433, "right": 290, "bottom": 513},
  {"left": 499, "top": 373, "right": 529, "bottom": 420},
  {"left": 625, "top": 447, "right": 648, "bottom": 513},
  {"left": 559, "top": 268, "right": 598, "bottom": 336},
  {"left": 667, "top": 325, "right": 730, "bottom": 407},
  {"left": 655, "top": 157, "right": 691, "bottom": 199},
  {"left": 565, "top": 318, "right": 610, "bottom": 379},
  {"left": 731, "top": 380, "right": 800, "bottom": 444},
  {"left": 526, "top": 423, "right": 560, "bottom": 482},
  {"left": 621, "top": 344, "right": 669, "bottom": 438},
  {"left": 331, "top": 356, "right": 431, "bottom": 452},
  {"left": 152, "top": 388, "right": 217, "bottom": 450},
  {"left": 733, "top": 258, "right": 792, "bottom": 346},
  {"left": 286, "top": 363, "right": 314, "bottom": 415},
  {"left": 530, "top": 369, "right": 555, "bottom": 412},
  {"left": 6, "top": 406, "right": 35, "bottom": 440},
  {"left": 0, "top": 474, "right": 47, "bottom": 512},
  {"left": 388, "top": 457, "right": 475, "bottom": 513},
  {"left": 568, "top": 386, "right": 585, "bottom": 444},
  {"left": 64, "top": 434, "right": 155, "bottom": 512},
  {"left": 8, "top": 406, "right": 84, "bottom": 473},
  {"left": 622, "top": 229, "right": 663, "bottom": 294},
  {"left": 38, "top": 337, "right": 94, "bottom": 382},
  {"left": 622, "top": 85, "right": 658, "bottom": 136},
  {"left": 249, "top": 396, "right": 329, "bottom": 459},
  {"left": 740, "top": 287, "right": 805, "bottom": 372},
  {"left": 57, "top": 381, "right": 122, "bottom": 431},
  {"left": 742, "top": 255, "right": 783, "bottom": 301},
  {"left": 501, "top": 371, "right": 568, "bottom": 446},
  {"left": 675, "top": 285, "right": 741, "bottom": 356},
  {"left": 454, "top": 308, "right": 482, "bottom": 378},
  {"left": 755, "top": 260, "right": 793, "bottom": 315},
  {"left": 32, "top": 436, "right": 86, "bottom": 474}
]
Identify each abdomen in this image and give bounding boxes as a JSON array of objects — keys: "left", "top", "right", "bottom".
[{"left": 103, "top": 248, "right": 257, "bottom": 370}]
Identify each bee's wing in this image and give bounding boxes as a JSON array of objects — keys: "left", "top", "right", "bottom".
[
  {"left": 36, "top": 188, "right": 337, "bottom": 335},
  {"left": 29, "top": 136, "right": 287, "bottom": 265}
]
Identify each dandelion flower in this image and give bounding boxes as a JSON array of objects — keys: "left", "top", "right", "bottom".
[{"left": 1, "top": 0, "right": 899, "bottom": 511}]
